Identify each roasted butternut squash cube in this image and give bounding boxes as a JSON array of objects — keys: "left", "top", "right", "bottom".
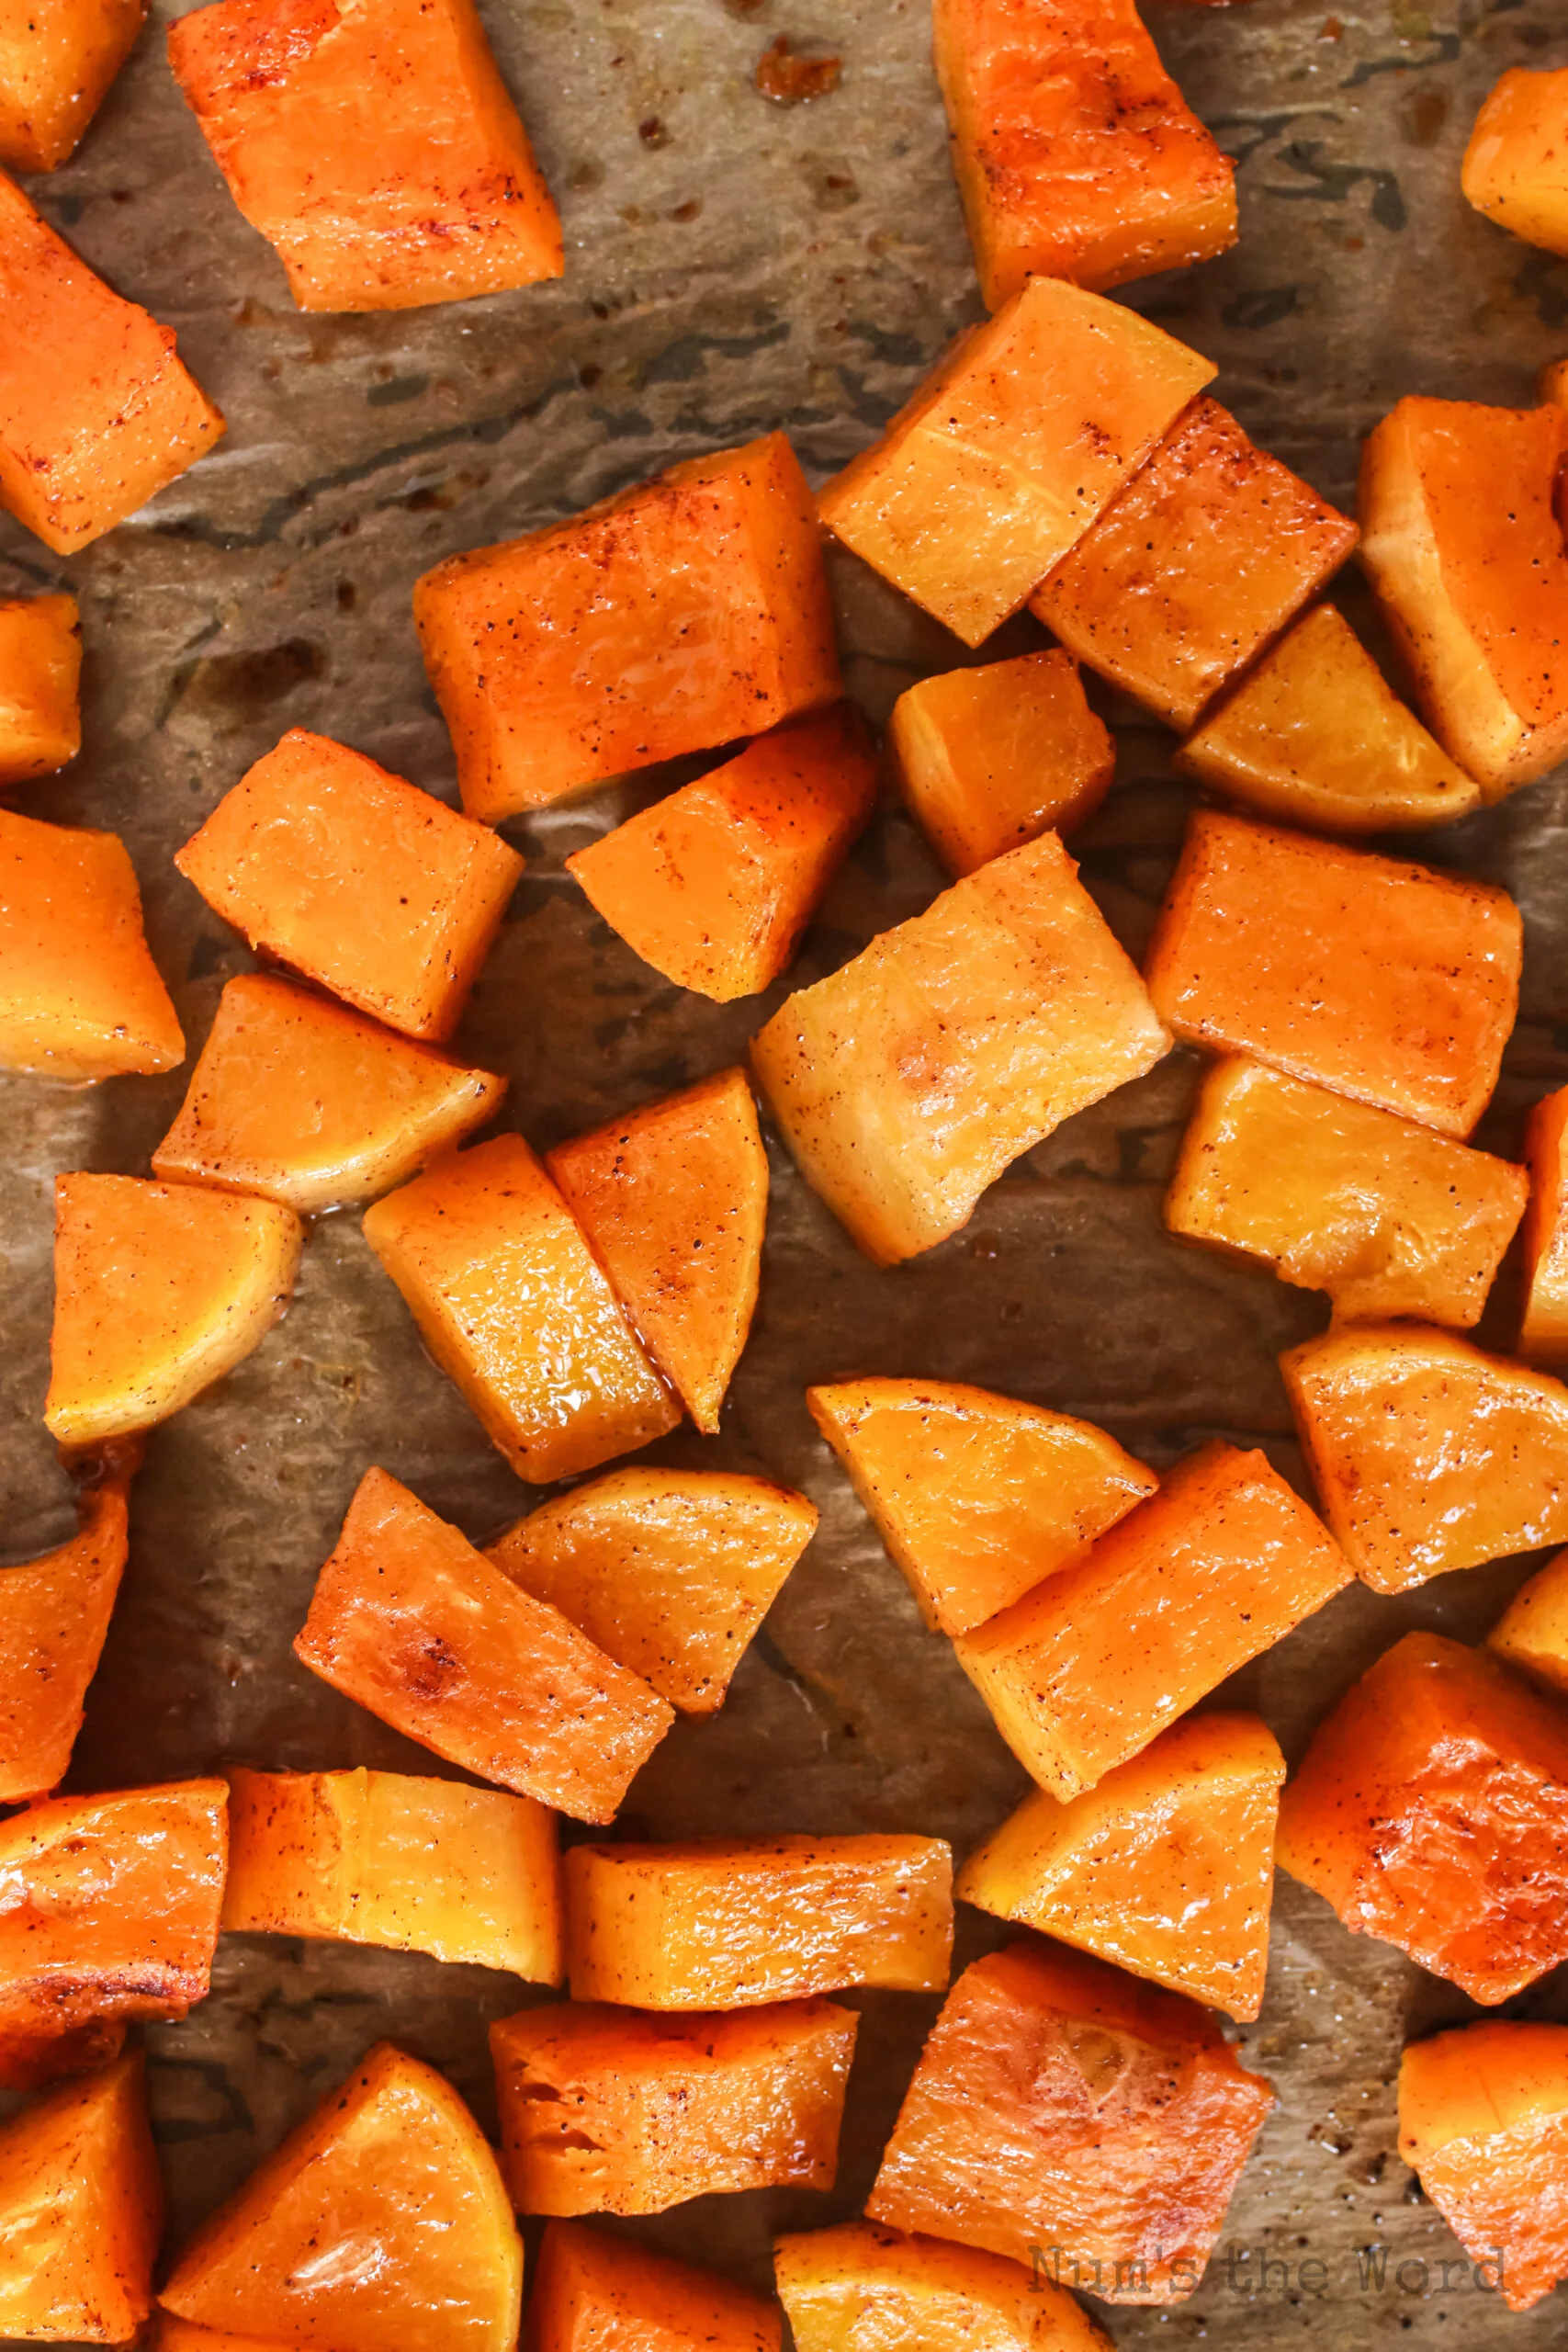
[
  {"left": 1359, "top": 397, "right": 1568, "bottom": 796},
  {"left": 0, "top": 170, "right": 222, "bottom": 552},
  {"left": 1276, "top": 1633, "right": 1568, "bottom": 2002},
  {"left": 0, "top": 0, "right": 145, "bottom": 171},
  {"left": 414, "top": 433, "right": 840, "bottom": 822},
  {"left": 817, "top": 279, "right": 1214, "bottom": 647},
  {"left": 867, "top": 1941, "right": 1273, "bottom": 2301},
  {"left": 1167, "top": 1057, "right": 1526, "bottom": 1328},
  {"left": 807, "top": 1377, "right": 1156, "bottom": 1636},
  {"left": 168, "top": 0, "right": 561, "bottom": 312},
  {"left": 491, "top": 1996, "right": 857, "bottom": 2214},
  {"left": 0, "top": 1448, "right": 134, "bottom": 1804},
  {"left": 885, "top": 650, "right": 1114, "bottom": 878},
  {"left": 1400, "top": 2023, "right": 1568, "bottom": 2311},
  {"left": 534, "top": 2221, "right": 782, "bottom": 2352},
  {"left": 152, "top": 2324, "right": 299, "bottom": 2352},
  {"left": 0, "top": 2052, "right": 162, "bottom": 2346},
  {"left": 363, "top": 1135, "right": 678, "bottom": 1483},
  {"left": 1519, "top": 1085, "right": 1568, "bottom": 1368},
  {"left": 775, "top": 2221, "right": 1112, "bottom": 2352},
  {"left": 160, "top": 2041, "right": 522, "bottom": 2352},
  {"left": 222, "top": 1765, "right": 563, "bottom": 1981},
  {"left": 1144, "top": 808, "right": 1520, "bottom": 1138},
  {"left": 565, "top": 1834, "right": 953, "bottom": 2007},
  {"left": 0, "top": 1779, "right": 226, "bottom": 2089},
  {"left": 175, "top": 729, "right": 522, "bottom": 1045},
  {"left": 751, "top": 831, "right": 1169, "bottom": 1266},
  {"left": 932, "top": 0, "right": 1235, "bottom": 311},
  {"left": 1491, "top": 1549, "right": 1568, "bottom": 1695},
  {"left": 45, "top": 1174, "right": 303, "bottom": 1449},
  {"left": 487, "top": 1466, "right": 818, "bottom": 1713},
  {"left": 1281, "top": 1322, "right": 1568, "bottom": 1592},
  {"left": 1462, "top": 68, "right": 1568, "bottom": 257},
  {"left": 0, "top": 592, "right": 80, "bottom": 783},
  {"left": 1, "top": 808, "right": 184, "bottom": 1080},
  {"left": 1031, "top": 398, "right": 1357, "bottom": 731}
]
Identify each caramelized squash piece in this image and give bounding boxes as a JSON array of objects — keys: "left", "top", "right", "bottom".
[
  {"left": 958, "top": 1713, "right": 1284, "bottom": 2022},
  {"left": 1281, "top": 1322, "right": 1568, "bottom": 1592},
  {"left": 0, "top": 170, "right": 222, "bottom": 552},
  {"left": 0, "top": 0, "right": 145, "bottom": 171},
  {"left": 1276, "top": 1633, "right": 1568, "bottom": 2003},
  {"left": 152, "top": 2324, "right": 299, "bottom": 2352},
  {"left": 565, "top": 1834, "right": 953, "bottom": 2006},
  {"left": 1491, "top": 1549, "right": 1568, "bottom": 1696},
  {"left": 222, "top": 1765, "right": 563, "bottom": 1980},
  {"left": 363, "top": 1134, "right": 678, "bottom": 1482},
  {"left": 807, "top": 1377, "right": 1155, "bottom": 1635},
  {"left": 491, "top": 1997, "right": 857, "bottom": 2214},
  {"left": 752, "top": 832, "right": 1169, "bottom": 1265},
  {"left": 567, "top": 706, "right": 877, "bottom": 1001},
  {"left": 535, "top": 2221, "right": 783, "bottom": 2352},
  {"left": 45, "top": 1174, "right": 303, "bottom": 1449},
  {"left": 1519, "top": 1084, "right": 1568, "bottom": 1368},
  {"left": 1359, "top": 397, "right": 1568, "bottom": 795},
  {"left": 175, "top": 729, "right": 522, "bottom": 1044},
  {"left": 0, "top": 592, "right": 80, "bottom": 783},
  {"left": 1167, "top": 1057, "right": 1526, "bottom": 1328},
  {"left": 0, "top": 807, "right": 184, "bottom": 1080},
  {"left": 0, "top": 2052, "right": 162, "bottom": 2346},
  {"left": 487, "top": 1466, "right": 818, "bottom": 1713},
  {"left": 1400, "top": 2022, "right": 1568, "bottom": 2312},
  {"left": 160, "top": 2041, "right": 522, "bottom": 2352},
  {"left": 0, "top": 1448, "right": 135, "bottom": 1803},
  {"left": 867, "top": 1941, "right": 1273, "bottom": 2301},
  {"left": 954, "top": 1441, "right": 1348, "bottom": 1800},
  {"left": 1174, "top": 603, "right": 1482, "bottom": 832},
  {"left": 0, "top": 1779, "right": 227, "bottom": 2088},
  {"left": 1145, "top": 808, "right": 1520, "bottom": 1138},
  {"left": 932, "top": 0, "right": 1235, "bottom": 310},
  {"left": 1462, "top": 68, "right": 1568, "bottom": 257},
  {"left": 776, "top": 2220, "right": 1112, "bottom": 2352},
  {"left": 295, "top": 1467, "right": 673, "bottom": 1823},
  {"left": 168, "top": 0, "right": 561, "bottom": 311},
  {"left": 1032, "top": 398, "right": 1357, "bottom": 731},
  {"left": 818, "top": 278, "right": 1214, "bottom": 646},
  {"left": 885, "top": 650, "right": 1114, "bottom": 878},
  {"left": 415, "top": 433, "right": 840, "bottom": 821}
]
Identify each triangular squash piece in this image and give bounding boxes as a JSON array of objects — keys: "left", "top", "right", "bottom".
[
  {"left": 0, "top": 2050, "right": 163, "bottom": 2345},
  {"left": 159, "top": 2041, "right": 523, "bottom": 2352},
  {"left": 956, "top": 1713, "right": 1286, "bottom": 2021},
  {"left": 546, "top": 1068, "right": 768, "bottom": 1434},
  {"left": 0, "top": 1442, "right": 136, "bottom": 1802}
]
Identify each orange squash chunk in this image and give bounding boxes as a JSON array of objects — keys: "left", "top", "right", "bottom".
[
  {"left": 415, "top": 433, "right": 840, "bottom": 822},
  {"left": 0, "top": 1779, "right": 227, "bottom": 2089},
  {"left": 168, "top": 0, "right": 560, "bottom": 312},
  {"left": 1400, "top": 2022, "right": 1568, "bottom": 2311},
  {"left": 867, "top": 1940, "right": 1273, "bottom": 2301},
  {"left": 807, "top": 1378, "right": 1156, "bottom": 1636},
  {"left": 564, "top": 1834, "right": 953, "bottom": 2007},
  {"left": 1491, "top": 1549, "right": 1568, "bottom": 1695},
  {"left": 957, "top": 1713, "right": 1284, "bottom": 2022},
  {"left": 1144, "top": 808, "right": 1520, "bottom": 1138},
  {"left": 955, "top": 1441, "right": 1348, "bottom": 1800},
  {"left": 491, "top": 1997, "right": 857, "bottom": 2215},
  {"left": 932, "top": 0, "right": 1235, "bottom": 311},
  {"left": 152, "top": 2325, "right": 299, "bottom": 2352},
  {"left": 45, "top": 1174, "right": 303, "bottom": 1449},
  {"left": 0, "top": 2052, "right": 163, "bottom": 2346},
  {"left": 567, "top": 705, "right": 876, "bottom": 1002},
  {"left": 222, "top": 1765, "right": 563, "bottom": 1981},
  {"left": 486, "top": 1466, "right": 818, "bottom": 1713},
  {"left": 751, "top": 832, "right": 1169, "bottom": 1266},
  {"left": 1032, "top": 399, "right": 1357, "bottom": 731},
  {"left": 0, "top": 591, "right": 80, "bottom": 783},
  {"left": 175, "top": 729, "right": 522, "bottom": 1044},
  {"left": 1276, "top": 1632, "right": 1568, "bottom": 2003},
  {"left": 363, "top": 1135, "right": 677, "bottom": 1483},
  {"left": 1359, "top": 397, "right": 1568, "bottom": 796},
  {"left": 1281, "top": 1322, "right": 1568, "bottom": 1592},
  {"left": 775, "top": 2221, "right": 1113, "bottom": 2352},
  {"left": 1462, "top": 68, "right": 1568, "bottom": 257},
  {"left": 1167, "top": 1057, "right": 1527, "bottom": 1328},
  {"left": 0, "top": 170, "right": 221, "bottom": 553},
  {"left": 295, "top": 1467, "right": 673, "bottom": 1823},
  {"left": 0, "top": 1447, "right": 134, "bottom": 1804},
  {"left": 886, "top": 650, "right": 1113, "bottom": 878},
  {"left": 160, "top": 2041, "right": 522, "bottom": 2352},
  {"left": 152, "top": 972, "right": 505, "bottom": 1214},
  {"left": 535, "top": 2221, "right": 782, "bottom": 2352},
  {"left": 818, "top": 278, "right": 1214, "bottom": 647},
  {"left": 0, "top": 0, "right": 145, "bottom": 171},
  {"left": 1519, "top": 1084, "right": 1568, "bottom": 1368},
  {"left": 0, "top": 808, "right": 184, "bottom": 1080}
]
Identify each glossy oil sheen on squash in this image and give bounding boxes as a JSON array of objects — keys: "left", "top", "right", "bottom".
[
  {"left": 533, "top": 2221, "right": 783, "bottom": 2352},
  {"left": 775, "top": 2220, "right": 1114, "bottom": 2352},
  {"left": 0, "top": 808, "right": 184, "bottom": 1080},
  {"left": 1462, "top": 67, "right": 1568, "bottom": 256},
  {"left": 0, "top": 0, "right": 146, "bottom": 170},
  {"left": 0, "top": 593, "right": 80, "bottom": 782},
  {"left": 1519, "top": 1083, "right": 1568, "bottom": 1367},
  {"left": 0, "top": 1447, "right": 135, "bottom": 1803},
  {"left": 1399, "top": 2021, "right": 1568, "bottom": 2311},
  {"left": 0, "top": 2052, "right": 162, "bottom": 2346}
]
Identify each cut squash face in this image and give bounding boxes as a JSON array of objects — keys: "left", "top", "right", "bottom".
[
  {"left": 1490, "top": 1548, "right": 1568, "bottom": 1696},
  {"left": 1462, "top": 69, "right": 1568, "bottom": 259},
  {"left": 0, "top": 593, "right": 81, "bottom": 784},
  {"left": 1400, "top": 2021, "right": 1568, "bottom": 2312},
  {"left": 534, "top": 2220, "right": 783, "bottom": 2352},
  {"left": 0, "top": 0, "right": 146, "bottom": 170},
  {"left": 159, "top": 2041, "right": 523, "bottom": 2352},
  {"left": 0, "top": 807, "right": 185, "bottom": 1081},
  {"left": 0, "top": 1446, "right": 134, "bottom": 1804},
  {"left": 0, "top": 2051, "right": 163, "bottom": 2347},
  {"left": 151, "top": 2324, "right": 301, "bottom": 2352},
  {"left": 1519, "top": 1084, "right": 1568, "bottom": 1368},
  {"left": 775, "top": 2220, "right": 1113, "bottom": 2352}
]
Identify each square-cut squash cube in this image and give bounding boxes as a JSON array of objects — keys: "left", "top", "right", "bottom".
[
  {"left": 817, "top": 279, "right": 1214, "bottom": 648},
  {"left": 1401, "top": 2023, "right": 1568, "bottom": 2312},
  {"left": 1462, "top": 68, "right": 1568, "bottom": 257},
  {"left": 1032, "top": 398, "right": 1357, "bottom": 730},
  {"left": 1144, "top": 808, "right": 1520, "bottom": 1138},
  {"left": 536, "top": 2222, "right": 782, "bottom": 2352},
  {"left": 1, "top": 808, "right": 184, "bottom": 1080},
  {"left": 1167, "top": 1057, "right": 1527, "bottom": 1328},
  {"left": 0, "top": 593, "right": 80, "bottom": 783},
  {"left": 414, "top": 433, "right": 840, "bottom": 822},
  {"left": 0, "top": 2052, "right": 162, "bottom": 2349},
  {"left": 776, "top": 2222, "right": 1112, "bottom": 2352},
  {"left": 0, "top": 1450, "right": 133, "bottom": 1804},
  {"left": 0, "top": 0, "right": 145, "bottom": 170},
  {"left": 1520, "top": 1084, "right": 1568, "bottom": 1369},
  {"left": 866, "top": 1941, "right": 1273, "bottom": 2301},
  {"left": 1491, "top": 1548, "right": 1568, "bottom": 1696},
  {"left": 751, "top": 831, "right": 1169, "bottom": 1266}
]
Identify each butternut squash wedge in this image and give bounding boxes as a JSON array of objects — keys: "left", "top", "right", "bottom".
[
  {"left": 1490, "top": 1548, "right": 1568, "bottom": 1695},
  {"left": 534, "top": 2221, "right": 782, "bottom": 2352},
  {"left": 1462, "top": 68, "right": 1568, "bottom": 257},
  {"left": 0, "top": 0, "right": 145, "bottom": 170},
  {"left": 0, "top": 2051, "right": 162, "bottom": 2346},
  {"left": 775, "top": 2221, "right": 1112, "bottom": 2352},
  {"left": 0, "top": 592, "right": 80, "bottom": 782},
  {"left": 1400, "top": 2022, "right": 1568, "bottom": 2311},
  {"left": 1519, "top": 1083, "right": 1568, "bottom": 1368},
  {"left": 0, "top": 807, "right": 184, "bottom": 1080},
  {"left": 0, "top": 1445, "right": 136, "bottom": 1804}
]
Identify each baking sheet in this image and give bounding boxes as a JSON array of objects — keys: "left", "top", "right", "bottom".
[{"left": 4, "top": 0, "right": 1568, "bottom": 2341}]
